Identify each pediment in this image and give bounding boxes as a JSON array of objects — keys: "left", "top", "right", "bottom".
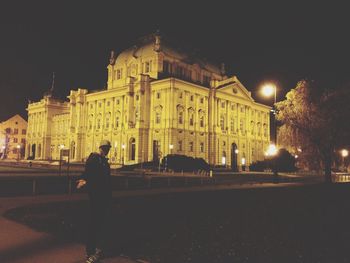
[{"left": 216, "top": 79, "right": 254, "bottom": 102}]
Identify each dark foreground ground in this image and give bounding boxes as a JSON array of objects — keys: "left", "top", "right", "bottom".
[{"left": 4, "top": 184, "right": 350, "bottom": 263}]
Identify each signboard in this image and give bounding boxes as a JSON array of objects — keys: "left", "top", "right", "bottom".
[{"left": 61, "top": 149, "right": 70, "bottom": 157}]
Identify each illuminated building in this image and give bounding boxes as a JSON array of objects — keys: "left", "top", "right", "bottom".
[
  {"left": 0, "top": 114, "right": 27, "bottom": 159},
  {"left": 26, "top": 34, "right": 270, "bottom": 169}
]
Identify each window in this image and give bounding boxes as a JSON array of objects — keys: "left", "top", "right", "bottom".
[
  {"left": 200, "top": 97, "right": 204, "bottom": 104},
  {"left": 179, "top": 92, "right": 183, "bottom": 99},
  {"left": 156, "top": 112, "right": 161, "bottom": 124},
  {"left": 99, "top": 102, "right": 102, "bottom": 108},
  {"left": 220, "top": 115, "right": 225, "bottom": 131},
  {"left": 5, "top": 128, "right": 10, "bottom": 134},
  {"left": 116, "top": 99, "right": 120, "bottom": 105},
  {"left": 190, "top": 95, "right": 194, "bottom": 101},
  {"left": 200, "top": 116, "right": 204, "bottom": 128},
  {"left": 178, "top": 111, "right": 183, "bottom": 124},
  {"left": 189, "top": 113, "right": 194, "bottom": 126},
  {"left": 221, "top": 102, "right": 225, "bottom": 108},
  {"left": 200, "top": 142, "right": 204, "bottom": 153},
  {"left": 97, "top": 118, "right": 101, "bottom": 129},
  {"left": 21, "top": 138, "right": 25, "bottom": 144},
  {"left": 136, "top": 95, "right": 139, "bottom": 101},
  {"left": 230, "top": 119, "right": 234, "bottom": 133},
  {"left": 178, "top": 141, "right": 182, "bottom": 151},
  {"left": 22, "top": 129, "right": 26, "bottom": 135},
  {"left": 90, "top": 104, "right": 93, "bottom": 109},
  {"left": 156, "top": 92, "right": 161, "bottom": 99},
  {"left": 203, "top": 75, "right": 211, "bottom": 86},
  {"left": 145, "top": 61, "right": 150, "bottom": 73},
  {"left": 240, "top": 119, "right": 244, "bottom": 133},
  {"left": 14, "top": 129, "right": 18, "bottom": 134},
  {"left": 13, "top": 138, "right": 18, "bottom": 143},
  {"left": 115, "top": 116, "right": 119, "bottom": 128},
  {"left": 107, "top": 101, "right": 110, "bottom": 106},
  {"left": 189, "top": 142, "right": 194, "bottom": 152},
  {"left": 117, "top": 69, "right": 122, "bottom": 79}
]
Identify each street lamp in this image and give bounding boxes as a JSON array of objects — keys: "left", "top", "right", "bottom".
[
  {"left": 261, "top": 83, "right": 277, "bottom": 144},
  {"left": 16, "top": 144, "right": 21, "bottom": 161},
  {"left": 341, "top": 149, "right": 348, "bottom": 171},
  {"left": 166, "top": 144, "right": 174, "bottom": 172},
  {"left": 121, "top": 144, "right": 125, "bottom": 166}
]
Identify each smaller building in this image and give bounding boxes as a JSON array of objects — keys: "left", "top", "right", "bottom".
[{"left": 0, "top": 114, "right": 27, "bottom": 159}]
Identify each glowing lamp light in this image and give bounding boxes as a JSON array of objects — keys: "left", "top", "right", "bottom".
[
  {"left": 241, "top": 157, "right": 246, "bottom": 165},
  {"left": 235, "top": 149, "right": 239, "bottom": 154},
  {"left": 16, "top": 145, "right": 21, "bottom": 149},
  {"left": 261, "top": 84, "right": 276, "bottom": 97},
  {"left": 266, "top": 144, "right": 278, "bottom": 156},
  {"left": 294, "top": 154, "right": 298, "bottom": 159},
  {"left": 341, "top": 149, "right": 349, "bottom": 158},
  {"left": 221, "top": 156, "right": 226, "bottom": 165},
  {"left": 169, "top": 144, "right": 174, "bottom": 150},
  {"left": 121, "top": 144, "right": 126, "bottom": 149}
]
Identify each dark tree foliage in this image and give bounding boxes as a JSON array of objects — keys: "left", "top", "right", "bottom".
[
  {"left": 275, "top": 79, "right": 350, "bottom": 182},
  {"left": 162, "top": 154, "right": 210, "bottom": 173}
]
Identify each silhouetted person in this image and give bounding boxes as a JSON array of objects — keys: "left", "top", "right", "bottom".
[{"left": 77, "top": 140, "right": 112, "bottom": 263}]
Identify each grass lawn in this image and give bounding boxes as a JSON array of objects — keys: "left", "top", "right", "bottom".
[{"left": 5, "top": 184, "right": 350, "bottom": 263}]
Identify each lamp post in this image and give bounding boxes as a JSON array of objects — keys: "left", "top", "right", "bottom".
[
  {"left": 1, "top": 145, "right": 6, "bottom": 159},
  {"left": 121, "top": 144, "right": 125, "bottom": 166},
  {"left": 16, "top": 144, "right": 21, "bottom": 161},
  {"left": 166, "top": 144, "right": 173, "bottom": 172},
  {"left": 58, "top": 144, "right": 65, "bottom": 176},
  {"left": 262, "top": 83, "right": 277, "bottom": 144},
  {"left": 341, "top": 149, "right": 348, "bottom": 172}
]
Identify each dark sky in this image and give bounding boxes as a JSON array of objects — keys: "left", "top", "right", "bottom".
[{"left": 1, "top": 1, "right": 349, "bottom": 120}]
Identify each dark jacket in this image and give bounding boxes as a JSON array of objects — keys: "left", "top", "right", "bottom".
[{"left": 81, "top": 152, "right": 112, "bottom": 199}]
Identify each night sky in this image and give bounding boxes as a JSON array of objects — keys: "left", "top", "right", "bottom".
[{"left": 1, "top": 2, "right": 349, "bottom": 121}]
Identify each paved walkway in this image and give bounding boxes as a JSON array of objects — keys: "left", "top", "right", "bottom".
[{"left": 0, "top": 182, "right": 310, "bottom": 263}]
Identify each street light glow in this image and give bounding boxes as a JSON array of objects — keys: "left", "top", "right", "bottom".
[
  {"left": 266, "top": 144, "right": 278, "bottom": 156},
  {"left": 16, "top": 144, "right": 21, "bottom": 149},
  {"left": 169, "top": 144, "right": 174, "bottom": 150},
  {"left": 261, "top": 84, "right": 276, "bottom": 97},
  {"left": 341, "top": 149, "right": 349, "bottom": 158},
  {"left": 121, "top": 144, "right": 125, "bottom": 149}
]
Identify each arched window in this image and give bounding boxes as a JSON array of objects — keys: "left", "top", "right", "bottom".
[
  {"left": 155, "top": 112, "right": 161, "bottom": 124},
  {"left": 129, "top": 138, "right": 136, "bottom": 161},
  {"left": 189, "top": 113, "right": 194, "bottom": 126}
]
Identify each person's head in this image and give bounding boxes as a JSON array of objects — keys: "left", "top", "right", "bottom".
[{"left": 99, "top": 140, "right": 111, "bottom": 156}]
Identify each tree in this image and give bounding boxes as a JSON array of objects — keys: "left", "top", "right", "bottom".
[{"left": 275, "top": 79, "right": 350, "bottom": 182}]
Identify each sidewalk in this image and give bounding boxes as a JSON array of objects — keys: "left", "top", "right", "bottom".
[{"left": 0, "top": 182, "right": 310, "bottom": 263}]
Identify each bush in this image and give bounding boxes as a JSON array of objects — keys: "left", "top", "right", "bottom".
[
  {"left": 249, "top": 149, "right": 297, "bottom": 172},
  {"left": 249, "top": 160, "right": 268, "bottom": 172},
  {"left": 162, "top": 154, "right": 209, "bottom": 173}
]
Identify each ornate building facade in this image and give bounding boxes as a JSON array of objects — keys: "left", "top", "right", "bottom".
[
  {"left": 0, "top": 114, "right": 27, "bottom": 159},
  {"left": 26, "top": 34, "right": 270, "bottom": 169}
]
